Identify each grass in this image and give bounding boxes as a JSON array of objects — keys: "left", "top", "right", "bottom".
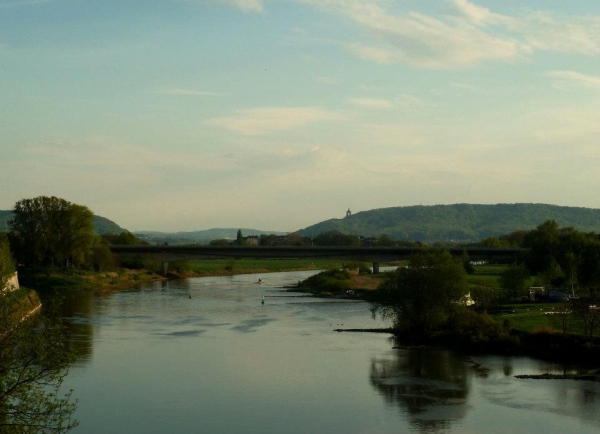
[
  {"left": 467, "top": 264, "right": 555, "bottom": 333},
  {"left": 488, "top": 302, "right": 556, "bottom": 333},
  {"left": 18, "top": 268, "right": 162, "bottom": 291}
]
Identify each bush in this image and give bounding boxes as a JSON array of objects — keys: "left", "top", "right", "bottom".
[
  {"left": 297, "top": 269, "right": 352, "bottom": 294},
  {"left": 448, "top": 310, "right": 507, "bottom": 343},
  {"left": 169, "top": 261, "right": 192, "bottom": 274}
]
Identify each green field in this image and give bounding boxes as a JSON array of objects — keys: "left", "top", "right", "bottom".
[
  {"left": 489, "top": 303, "right": 556, "bottom": 332},
  {"left": 467, "top": 265, "right": 504, "bottom": 288},
  {"left": 467, "top": 264, "right": 557, "bottom": 333}
]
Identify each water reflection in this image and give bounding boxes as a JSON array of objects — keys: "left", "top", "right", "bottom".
[
  {"left": 370, "top": 348, "right": 470, "bottom": 432},
  {"left": 44, "top": 273, "right": 600, "bottom": 434}
]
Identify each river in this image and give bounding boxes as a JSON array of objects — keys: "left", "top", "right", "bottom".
[{"left": 51, "top": 270, "right": 600, "bottom": 434}]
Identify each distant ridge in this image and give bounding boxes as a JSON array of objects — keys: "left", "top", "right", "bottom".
[
  {"left": 296, "top": 203, "right": 600, "bottom": 242},
  {"left": 135, "top": 228, "right": 287, "bottom": 245},
  {"left": 0, "top": 210, "right": 124, "bottom": 235}
]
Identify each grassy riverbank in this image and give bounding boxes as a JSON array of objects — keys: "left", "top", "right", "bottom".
[
  {"left": 16, "top": 259, "right": 352, "bottom": 291},
  {"left": 294, "top": 264, "right": 600, "bottom": 366},
  {"left": 169, "top": 258, "right": 353, "bottom": 277},
  {"left": 17, "top": 268, "right": 163, "bottom": 291}
]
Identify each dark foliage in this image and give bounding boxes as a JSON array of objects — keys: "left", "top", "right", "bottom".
[{"left": 297, "top": 203, "right": 600, "bottom": 242}]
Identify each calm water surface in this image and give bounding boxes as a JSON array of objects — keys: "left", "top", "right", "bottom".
[{"left": 54, "top": 271, "right": 600, "bottom": 434}]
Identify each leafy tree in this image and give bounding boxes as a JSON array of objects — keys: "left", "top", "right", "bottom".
[
  {"left": 375, "top": 235, "right": 395, "bottom": 247},
  {"left": 479, "top": 237, "right": 509, "bottom": 248},
  {"left": 8, "top": 197, "right": 94, "bottom": 268},
  {"left": 470, "top": 286, "right": 497, "bottom": 313},
  {"left": 113, "top": 231, "right": 143, "bottom": 246},
  {"left": 90, "top": 236, "right": 115, "bottom": 272},
  {"left": 371, "top": 251, "right": 468, "bottom": 339},
  {"left": 236, "top": 229, "right": 244, "bottom": 246},
  {"left": 0, "top": 291, "right": 78, "bottom": 432},
  {"left": 461, "top": 250, "right": 474, "bottom": 274},
  {"left": 500, "top": 230, "right": 530, "bottom": 247},
  {"left": 259, "top": 234, "right": 311, "bottom": 246},
  {"left": 523, "top": 220, "right": 561, "bottom": 274},
  {"left": 578, "top": 240, "right": 600, "bottom": 290},
  {"left": 0, "top": 234, "right": 15, "bottom": 290},
  {"left": 538, "top": 260, "right": 565, "bottom": 288},
  {"left": 63, "top": 204, "right": 94, "bottom": 267},
  {"left": 209, "top": 239, "right": 232, "bottom": 246},
  {"left": 313, "top": 231, "right": 360, "bottom": 247},
  {"left": 550, "top": 302, "right": 574, "bottom": 339},
  {"left": 572, "top": 298, "right": 600, "bottom": 342},
  {"left": 499, "top": 265, "right": 530, "bottom": 300}
]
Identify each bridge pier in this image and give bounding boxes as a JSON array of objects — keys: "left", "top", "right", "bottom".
[
  {"left": 372, "top": 262, "right": 380, "bottom": 274},
  {"left": 162, "top": 261, "right": 169, "bottom": 276}
]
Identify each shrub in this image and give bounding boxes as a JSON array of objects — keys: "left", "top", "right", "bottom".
[
  {"left": 298, "top": 269, "right": 352, "bottom": 294},
  {"left": 448, "top": 310, "right": 506, "bottom": 343}
]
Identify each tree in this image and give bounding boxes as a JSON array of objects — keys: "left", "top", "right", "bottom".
[
  {"left": 313, "top": 231, "right": 360, "bottom": 247},
  {"left": 236, "top": 229, "right": 244, "bottom": 246},
  {"left": 461, "top": 250, "right": 474, "bottom": 274},
  {"left": 480, "top": 237, "right": 509, "bottom": 248},
  {"left": 0, "top": 291, "right": 78, "bottom": 432},
  {"left": 470, "top": 286, "right": 497, "bottom": 313},
  {"left": 499, "top": 265, "right": 529, "bottom": 300},
  {"left": 113, "top": 231, "right": 143, "bottom": 246},
  {"left": 8, "top": 197, "right": 94, "bottom": 268},
  {"left": 0, "top": 234, "right": 15, "bottom": 291},
  {"left": 523, "top": 220, "right": 560, "bottom": 274},
  {"left": 375, "top": 235, "right": 395, "bottom": 247},
  {"left": 90, "top": 236, "right": 115, "bottom": 272},
  {"left": 371, "top": 251, "right": 468, "bottom": 339}
]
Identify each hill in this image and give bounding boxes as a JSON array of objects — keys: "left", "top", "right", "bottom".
[
  {"left": 296, "top": 203, "right": 600, "bottom": 243},
  {"left": 0, "top": 210, "right": 123, "bottom": 235},
  {"left": 135, "top": 228, "right": 287, "bottom": 245}
]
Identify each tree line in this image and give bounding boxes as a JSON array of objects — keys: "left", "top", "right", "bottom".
[
  {"left": 1, "top": 196, "right": 147, "bottom": 273},
  {"left": 370, "top": 219, "right": 600, "bottom": 347}
]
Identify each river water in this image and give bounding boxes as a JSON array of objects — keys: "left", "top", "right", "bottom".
[{"left": 53, "top": 270, "right": 600, "bottom": 434}]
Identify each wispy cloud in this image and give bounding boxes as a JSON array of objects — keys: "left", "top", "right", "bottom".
[
  {"left": 178, "top": 0, "right": 264, "bottom": 13},
  {"left": 219, "top": 0, "right": 263, "bottom": 13},
  {"left": 348, "top": 95, "right": 432, "bottom": 110},
  {"left": 24, "top": 137, "right": 237, "bottom": 172},
  {"left": 299, "top": 0, "right": 526, "bottom": 68},
  {"left": 348, "top": 98, "right": 393, "bottom": 110},
  {"left": 450, "top": 0, "right": 514, "bottom": 26},
  {"left": 519, "top": 12, "right": 600, "bottom": 55},
  {"left": 298, "top": 0, "right": 600, "bottom": 68},
  {"left": 206, "top": 107, "right": 344, "bottom": 135},
  {"left": 318, "top": 76, "right": 339, "bottom": 85},
  {"left": 545, "top": 70, "right": 600, "bottom": 90},
  {"left": 157, "top": 88, "right": 226, "bottom": 97}
]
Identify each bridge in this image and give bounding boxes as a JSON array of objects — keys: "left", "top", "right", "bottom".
[{"left": 110, "top": 245, "right": 528, "bottom": 275}]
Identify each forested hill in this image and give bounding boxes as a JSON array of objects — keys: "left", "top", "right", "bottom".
[
  {"left": 0, "top": 210, "right": 123, "bottom": 235},
  {"left": 296, "top": 204, "right": 600, "bottom": 242}
]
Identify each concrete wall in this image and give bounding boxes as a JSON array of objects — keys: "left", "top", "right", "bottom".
[{"left": 2, "top": 272, "right": 19, "bottom": 292}]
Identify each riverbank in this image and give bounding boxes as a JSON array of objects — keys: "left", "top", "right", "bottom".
[
  {"left": 167, "top": 258, "right": 352, "bottom": 278},
  {"left": 294, "top": 268, "right": 600, "bottom": 368},
  {"left": 17, "top": 268, "right": 165, "bottom": 292},
  {"left": 15, "top": 259, "right": 356, "bottom": 292}
]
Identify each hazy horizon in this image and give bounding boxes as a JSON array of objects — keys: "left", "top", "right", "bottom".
[{"left": 3, "top": 1, "right": 600, "bottom": 232}]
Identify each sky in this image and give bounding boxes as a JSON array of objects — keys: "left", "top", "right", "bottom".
[{"left": 2, "top": 0, "right": 600, "bottom": 232}]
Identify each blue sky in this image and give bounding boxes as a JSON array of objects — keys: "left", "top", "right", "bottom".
[{"left": 2, "top": 0, "right": 600, "bottom": 232}]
